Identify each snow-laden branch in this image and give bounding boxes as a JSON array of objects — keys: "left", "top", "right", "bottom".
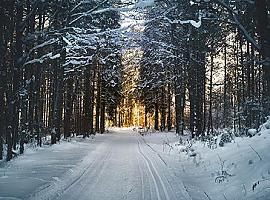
[
  {"left": 62, "top": 36, "right": 72, "bottom": 46},
  {"left": 133, "top": 0, "right": 155, "bottom": 9},
  {"left": 63, "top": 59, "right": 89, "bottom": 67},
  {"left": 213, "top": 0, "right": 261, "bottom": 51},
  {"left": 28, "top": 38, "right": 59, "bottom": 56},
  {"left": 69, "top": 0, "right": 110, "bottom": 25},
  {"left": 92, "top": 0, "right": 155, "bottom": 14},
  {"left": 164, "top": 14, "right": 202, "bottom": 28},
  {"left": 24, "top": 52, "right": 60, "bottom": 66}
]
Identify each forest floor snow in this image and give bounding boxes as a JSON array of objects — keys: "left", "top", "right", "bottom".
[
  {"left": 0, "top": 127, "right": 269, "bottom": 200},
  {"left": 142, "top": 127, "right": 270, "bottom": 200}
]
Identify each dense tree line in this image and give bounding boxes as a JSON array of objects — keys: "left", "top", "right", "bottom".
[
  {"left": 0, "top": 0, "right": 122, "bottom": 161},
  {"left": 138, "top": 0, "right": 269, "bottom": 138}
]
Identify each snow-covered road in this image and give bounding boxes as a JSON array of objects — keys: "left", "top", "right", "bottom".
[
  {"left": 0, "top": 129, "right": 190, "bottom": 200},
  {"left": 33, "top": 130, "right": 190, "bottom": 200},
  {"left": 2, "top": 128, "right": 270, "bottom": 199}
]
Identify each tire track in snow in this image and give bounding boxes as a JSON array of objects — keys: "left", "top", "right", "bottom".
[
  {"left": 140, "top": 136, "right": 167, "bottom": 166},
  {"left": 29, "top": 143, "right": 112, "bottom": 200},
  {"left": 140, "top": 135, "right": 193, "bottom": 200},
  {"left": 137, "top": 139, "right": 170, "bottom": 200},
  {"left": 58, "top": 146, "right": 113, "bottom": 199},
  {"left": 136, "top": 155, "right": 145, "bottom": 200}
]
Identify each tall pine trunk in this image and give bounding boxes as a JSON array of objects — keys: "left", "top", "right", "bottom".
[
  {"left": 100, "top": 80, "right": 105, "bottom": 134},
  {"left": 161, "top": 88, "right": 166, "bottom": 131},
  {"left": 154, "top": 103, "right": 159, "bottom": 130},
  {"left": 0, "top": 6, "right": 5, "bottom": 159},
  {"left": 64, "top": 78, "right": 74, "bottom": 138},
  {"left": 95, "top": 71, "right": 101, "bottom": 132},
  {"left": 167, "top": 84, "right": 172, "bottom": 131},
  {"left": 207, "top": 51, "right": 214, "bottom": 135}
]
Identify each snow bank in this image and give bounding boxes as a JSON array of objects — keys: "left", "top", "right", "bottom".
[
  {"left": 133, "top": 0, "right": 155, "bottom": 9},
  {"left": 259, "top": 117, "right": 270, "bottom": 134},
  {"left": 0, "top": 138, "right": 98, "bottom": 199},
  {"left": 142, "top": 124, "right": 270, "bottom": 199}
]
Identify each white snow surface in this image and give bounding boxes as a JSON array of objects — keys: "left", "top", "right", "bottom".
[
  {"left": 133, "top": 0, "right": 155, "bottom": 9},
  {"left": 165, "top": 15, "right": 202, "bottom": 28},
  {"left": 141, "top": 128, "right": 270, "bottom": 199},
  {"left": 0, "top": 125, "right": 270, "bottom": 200}
]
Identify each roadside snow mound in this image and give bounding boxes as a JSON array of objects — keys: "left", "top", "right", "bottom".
[
  {"left": 259, "top": 117, "right": 270, "bottom": 134},
  {"left": 143, "top": 121, "right": 270, "bottom": 200}
]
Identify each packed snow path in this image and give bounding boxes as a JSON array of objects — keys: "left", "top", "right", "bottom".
[
  {"left": 0, "top": 129, "right": 190, "bottom": 200},
  {"left": 2, "top": 128, "right": 270, "bottom": 199}
]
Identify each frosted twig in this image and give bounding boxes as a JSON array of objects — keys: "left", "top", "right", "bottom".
[
  {"left": 243, "top": 184, "right": 247, "bottom": 196},
  {"left": 249, "top": 145, "right": 262, "bottom": 160},
  {"left": 204, "top": 192, "right": 212, "bottom": 200}
]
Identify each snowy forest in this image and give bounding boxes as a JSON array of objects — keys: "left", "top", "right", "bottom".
[{"left": 0, "top": 0, "right": 270, "bottom": 199}]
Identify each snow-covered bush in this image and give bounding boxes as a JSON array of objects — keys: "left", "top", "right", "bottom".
[
  {"left": 247, "top": 129, "right": 257, "bottom": 137},
  {"left": 265, "top": 122, "right": 270, "bottom": 130},
  {"left": 218, "top": 131, "right": 233, "bottom": 147},
  {"left": 263, "top": 117, "right": 270, "bottom": 129},
  {"left": 258, "top": 116, "right": 270, "bottom": 132},
  {"left": 205, "top": 136, "right": 218, "bottom": 149}
]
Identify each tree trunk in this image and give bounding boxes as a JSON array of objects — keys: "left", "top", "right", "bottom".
[
  {"left": 223, "top": 43, "right": 228, "bottom": 128},
  {"left": 100, "top": 79, "right": 105, "bottom": 134},
  {"left": 95, "top": 71, "right": 101, "bottom": 132},
  {"left": 100, "top": 101, "right": 105, "bottom": 134},
  {"left": 90, "top": 71, "right": 95, "bottom": 135},
  {"left": 161, "top": 88, "right": 166, "bottom": 131},
  {"left": 154, "top": 103, "right": 159, "bottom": 130},
  {"left": 12, "top": 0, "right": 24, "bottom": 151},
  {"left": 0, "top": 9, "right": 5, "bottom": 159},
  {"left": 6, "top": 88, "right": 14, "bottom": 161},
  {"left": 144, "top": 106, "right": 147, "bottom": 128},
  {"left": 51, "top": 61, "right": 64, "bottom": 144},
  {"left": 175, "top": 86, "right": 181, "bottom": 135},
  {"left": 167, "top": 83, "right": 172, "bottom": 131},
  {"left": 207, "top": 51, "right": 214, "bottom": 135},
  {"left": 64, "top": 78, "right": 74, "bottom": 138}
]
